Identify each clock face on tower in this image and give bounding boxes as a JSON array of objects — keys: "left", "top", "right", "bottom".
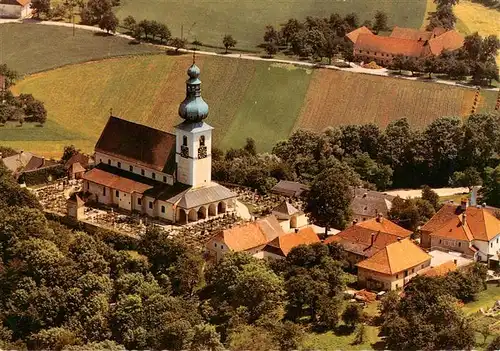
[{"left": 198, "top": 145, "right": 207, "bottom": 159}]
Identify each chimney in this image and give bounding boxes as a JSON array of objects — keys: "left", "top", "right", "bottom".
[
  {"left": 397, "top": 237, "right": 402, "bottom": 242},
  {"left": 295, "top": 228, "right": 299, "bottom": 233},
  {"left": 482, "top": 203, "right": 487, "bottom": 208},
  {"left": 460, "top": 198, "right": 468, "bottom": 211},
  {"left": 371, "top": 233, "right": 375, "bottom": 247},
  {"left": 363, "top": 192, "right": 367, "bottom": 198},
  {"left": 41, "top": 156, "right": 45, "bottom": 167},
  {"left": 376, "top": 213, "right": 382, "bottom": 222},
  {"left": 470, "top": 186, "right": 478, "bottom": 207}
]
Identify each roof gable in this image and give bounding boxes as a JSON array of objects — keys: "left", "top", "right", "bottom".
[
  {"left": 357, "top": 238, "right": 431, "bottom": 275},
  {"left": 346, "top": 26, "right": 374, "bottom": 43},
  {"left": 95, "top": 116, "right": 176, "bottom": 174},
  {"left": 272, "top": 201, "right": 300, "bottom": 217},
  {"left": 355, "top": 34, "right": 425, "bottom": 57},
  {"left": 265, "top": 227, "right": 320, "bottom": 256},
  {"left": 390, "top": 26, "right": 434, "bottom": 41}
]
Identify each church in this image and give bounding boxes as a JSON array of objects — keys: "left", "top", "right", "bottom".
[{"left": 82, "top": 62, "right": 237, "bottom": 224}]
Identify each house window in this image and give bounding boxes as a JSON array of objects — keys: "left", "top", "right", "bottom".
[
  {"left": 396, "top": 274, "right": 399, "bottom": 279},
  {"left": 117, "top": 162, "right": 121, "bottom": 168},
  {"left": 396, "top": 284, "right": 399, "bottom": 288},
  {"left": 421, "top": 264, "right": 424, "bottom": 269},
  {"left": 99, "top": 158, "right": 102, "bottom": 163},
  {"left": 491, "top": 243, "right": 493, "bottom": 248},
  {"left": 439, "top": 239, "right": 442, "bottom": 244},
  {"left": 163, "top": 176, "right": 167, "bottom": 183},
  {"left": 458, "top": 242, "right": 461, "bottom": 247},
  {"left": 149, "top": 201, "right": 153, "bottom": 209},
  {"left": 183, "top": 136, "right": 188, "bottom": 146},
  {"left": 221, "top": 245, "right": 224, "bottom": 250},
  {"left": 141, "top": 169, "right": 145, "bottom": 176},
  {"left": 129, "top": 165, "right": 133, "bottom": 172},
  {"left": 404, "top": 270, "right": 408, "bottom": 277},
  {"left": 108, "top": 159, "right": 111, "bottom": 165},
  {"left": 115, "top": 190, "right": 119, "bottom": 197},
  {"left": 161, "top": 205, "right": 165, "bottom": 213},
  {"left": 200, "top": 135, "right": 205, "bottom": 146},
  {"left": 214, "top": 243, "right": 217, "bottom": 248},
  {"left": 103, "top": 187, "right": 106, "bottom": 196},
  {"left": 152, "top": 173, "right": 156, "bottom": 180},
  {"left": 497, "top": 238, "right": 499, "bottom": 244},
  {"left": 138, "top": 198, "right": 142, "bottom": 205}
]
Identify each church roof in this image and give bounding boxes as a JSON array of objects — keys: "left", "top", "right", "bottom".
[
  {"left": 95, "top": 116, "right": 176, "bottom": 174},
  {"left": 166, "top": 182, "right": 237, "bottom": 209}
]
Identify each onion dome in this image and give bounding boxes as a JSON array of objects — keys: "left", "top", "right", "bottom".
[{"left": 178, "top": 64, "right": 209, "bottom": 123}]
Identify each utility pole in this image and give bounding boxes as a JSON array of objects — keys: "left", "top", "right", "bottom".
[{"left": 181, "top": 24, "right": 183, "bottom": 40}]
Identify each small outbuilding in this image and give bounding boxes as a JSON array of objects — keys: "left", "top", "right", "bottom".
[{"left": 0, "top": 0, "right": 31, "bottom": 19}]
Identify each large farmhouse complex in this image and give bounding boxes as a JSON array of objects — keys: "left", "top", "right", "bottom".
[
  {"left": 347, "top": 26, "right": 464, "bottom": 66},
  {"left": 82, "top": 63, "right": 237, "bottom": 224}
]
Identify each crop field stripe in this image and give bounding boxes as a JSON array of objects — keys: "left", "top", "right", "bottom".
[{"left": 220, "top": 63, "right": 312, "bottom": 152}]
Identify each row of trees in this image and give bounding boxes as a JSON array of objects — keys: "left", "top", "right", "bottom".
[
  {"left": 262, "top": 11, "right": 388, "bottom": 61},
  {"left": 0, "top": 65, "right": 47, "bottom": 125},
  {"left": 390, "top": 33, "right": 500, "bottom": 84}
]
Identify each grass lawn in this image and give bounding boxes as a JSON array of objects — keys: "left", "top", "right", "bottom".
[
  {"left": 302, "top": 325, "right": 382, "bottom": 351},
  {"left": 0, "top": 23, "right": 162, "bottom": 74},
  {"left": 114, "top": 0, "right": 428, "bottom": 50},
  {"left": 462, "top": 284, "right": 500, "bottom": 315}
]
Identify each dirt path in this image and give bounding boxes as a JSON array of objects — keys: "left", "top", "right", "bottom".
[
  {"left": 2, "top": 19, "right": 498, "bottom": 92},
  {"left": 385, "top": 187, "right": 470, "bottom": 199}
]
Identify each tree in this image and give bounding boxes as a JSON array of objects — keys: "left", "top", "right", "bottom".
[
  {"left": 0, "top": 64, "right": 19, "bottom": 89},
  {"left": 81, "top": 0, "right": 112, "bottom": 25},
  {"left": 170, "top": 37, "right": 187, "bottom": 52},
  {"left": 305, "top": 168, "right": 354, "bottom": 233},
  {"left": 227, "top": 325, "right": 278, "bottom": 351},
  {"left": 451, "top": 167, "right": 483, "bottom": 191},
  {"left": 373, "top": 11, "right": 389, "bottom": 33},
  {"left": 265, "top": 42, "right": 278, "bottom": 57},
  {"left": 222, "top": 34, "right": 237, "bottom": 54},
  {"left": 263, "top": 25, "right": 280, "bottom": 44},
  {"left": 353, "top": 323, "right": 367, "bottom": 345},
  {"left": 481, "top": 165, "right": 500, "bottom": 207},
  {"left": 280, "top": 19, "right": 302, "bottom": 46},
  {"left": 389, "top": 196, "right": 433, "bottom": 231},
  {"left": 420, "top": 55, "right": 441, "bottom": 78},
  {"left": 421, "top": 185, "right": 440, "bottom": 210},
  {"left": 31, "top": 0, "right": 51, "bottom": 18},
  {"left": 342, "top": 303, "right": 362, "bottom": 329},
  {"left": 28, "top": 327, "right": 79, "bottom": 350},
  {"left": 138, "top": 19, "right": 152, "bottom": 39},
  {"left": 99, "top": 11, "right": 119, "bottom": 33},
  {"left": 21, "top": 98, "right": 47, "bottom": 124},
  {"left": 472, "top": 315, "right": 495, "bottom": 345},
  {"left": 487, "top": 336, "right": 500, "bottom": 351},
  {"left": 122, "top": 15, "right": 136, "bottom": 30},
  {"left": 157, "top": 23, "right": 171, "bottom": 44},
  {"left": 427, "top": 4, "right": 457, "bottom": 30},
  {"left": 190, "top": 324, "right": 224, "bottom": 351}
]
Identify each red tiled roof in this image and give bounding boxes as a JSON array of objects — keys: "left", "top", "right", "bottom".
[
  {"left": 0, "top": 0, "right": 30, "bottom": 6},
  {"left": 95, "top": 116, "right": 176, "bottom": 174},
  {"left": 390, "top": 27, "right": 434, "bottom": 41},
  {"left": 428, "top": 30, "right": 464, "bottom": 55},
  {"left": 265, "top": 227, "right": 320, "bottom": 257},
  {"left": 421, "top": 260, "right": 457, "bottom": 277},
  {"left": 324, "top": 217, "right": 412, "bottom": 257},
  {"left": 346, "top": 26, "right": 374, "bottom": 43},
  {"left": 64, "top": 152, "right": 90, "bottom": 170},
  {"left": 355, "top": 33, "right": 425, "bottom": 57},
  {"left": 357, "top": 238, "right": 431, "bottom": 275},
  {"left": 421, "top": 203, "right": 460, "bottom": 233},
  {"left": 83, "top": 167, "right": 153, "bottom": 194}
]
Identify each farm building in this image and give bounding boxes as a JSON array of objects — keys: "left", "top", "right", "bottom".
[
  {"left": 324, "top": 216, "right": 412, "bottom": 268},
  {"left": 357, "top": 238, "right": 431, "bottom": 291},
  {"left": 351, "top": 188, "right": 395, "bottom": 223},
  {"left": 420, "top": 199, "right": 500, "bottom": 266},
  {"left": 270, "top": 180, "right": 309, "bottom": 198},
  {"left": 1, "top": 150, "right": 59, "bottom": 180},
  {"left": 82, "top": 63, "right": 237, "bottom": 224},
  {"left": 0, "top": 0, "right": 31, "bottom": 18},
  {"left": 347, "top": 26, "right": 464, "bottom": 66}
]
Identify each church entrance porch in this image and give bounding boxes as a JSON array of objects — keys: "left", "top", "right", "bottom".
[{"left": 176, "top": 200, "right": 235, "bottom": 225}]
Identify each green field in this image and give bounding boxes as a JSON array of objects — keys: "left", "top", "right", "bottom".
[
  {"left": 114, "top": 0, "right": 428, "bottom": 50},
  {"left": 0, "top": 23, "right": 162, "bottom": 74},
  {"left": 6, "top": 53, "right": 497, "bottom": 158}
]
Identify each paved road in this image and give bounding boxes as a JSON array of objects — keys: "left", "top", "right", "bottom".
[{"left": 2, "top": 18, "right": 498, "bottom": 92}]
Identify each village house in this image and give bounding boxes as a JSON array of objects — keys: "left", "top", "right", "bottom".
[
  {"left": 357, "top": 238, "right": 431, "bottom": 291},
  {"left": 324, "top": 215, "right": 412, "bottom": 268},
  {"left": 64, "top": 152, "right": 91, "bottom": 180},
  {"left": 347, "top": 26, "right": 464, "bottom": 66},
  {"left": 351, "top": 188, "right": 395, "bottom": 223},
  {"left": 0, "top": 150, "right": 59, "bottom": 181},
  {"left": 82, "top": 63, "right": 237, "bottom": 224},
  {"left": 260, "top": 227, "right": 320, "bottom": 259},
  {"left": 270, "top": 180, "right": 309, "bottom": 198},
  {"left": 271, "top": 201, "right": 308, "bottom": 232},
  {"left": 0, "top": 0, "right": 31, "bottom": 18},
  {"left": 420, "top": 199, "right": 500, "bottom": 266}
]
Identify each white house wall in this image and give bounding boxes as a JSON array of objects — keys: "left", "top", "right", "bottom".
[
  {"left": 0, "top": 4, "right": 22, "bottom": 18},
  {"left": 95, "top": 152, "right": 175, "bottom": 185}
]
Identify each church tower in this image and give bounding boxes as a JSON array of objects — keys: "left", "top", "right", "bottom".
[{"left": 175, "top": 62, "right": 213, "bottom": 187}]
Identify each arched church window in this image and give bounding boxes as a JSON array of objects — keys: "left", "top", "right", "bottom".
[
  {"left": 200, "top": 135, "right": 205, "bottom": 146},
  {"left": 183, "top": 136, "right": 188, "bottom": 146}
]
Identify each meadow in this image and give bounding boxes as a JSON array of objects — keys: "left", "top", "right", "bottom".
[
  {"left": 0, "top": 23, "right": 162, "bottom": 74},
  {"left": 6, "top": 54, "right": 497, "bottom": 157},
  {"left": 114, "top": 0, "right": 428, "bottom": 50}
]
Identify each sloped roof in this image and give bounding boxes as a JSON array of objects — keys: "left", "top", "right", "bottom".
[
  {"left": 272, "top": 201, "right": 300, "bottom": 217},
  {"left": 346, "top": 26, "right": 374, "bottom": 43},
  {"left": 428, "top": 30, "right": 464, "bottom": 55},
  {"left": 264, "top": 227, "right": 320, "bottom": 257},
  {"left": 83, "top": 164, "right": 155, "bottom": 194},
  {"left": 1, "top": 151, "right": 34, "bottom": 173},
  {"left": 357, "top": 238, "right": 431, "bottom": 275},
  {"left": 64, "top": 152, "right": 90, "bottom": 170},
  {"left": 0, "top": 0, "right": 30, "bottom": 6},
  {"left": 352, "top": 189, "right": 395, "bottom": 217},
  {"left": 421, "top": 260, "right": 457, "bottom": 277},
  {"left": 390, "top": 27, "right": 434, "bottom": 41},
  {"left": 167, "top": 182, "right": 236, "bottom": 209},
  {"left": 23, "top": 155, "right": 58, "bottom": 172},
  {"left": 423, "top": 204, "right": 500, "bottom": 242},
  {"left": 68, "top": 193, "right": 85, "bottom": 207},
  {"left": 355, "top": 33, "right": 426, "bottom": 57},
  {"left": 271, "top": 180, "right": 309, "bottom": 197},
  {"left": 70, "top": 162, "right": 86, "bottom": 174},
  {"left": 323, "top": 217, "right": 412, "bottom": 257},
  {"left": 212, "top": 215, "right": 284, "bottom": 252},
  {"left": 95, "top": 116, "right": 176, "bottom": 174}
]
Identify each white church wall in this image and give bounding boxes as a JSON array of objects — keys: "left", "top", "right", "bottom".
[
  {"left": 87, "top": 181, "right": 112, "bottom": 204},
  {"left": 116, "top": 190, "right": 132, "bottom": 211},
  {"left": 95, "top": 152, "right": 175, "bottom": 185},
  {"left": 143, "top": 196, "right": 156, "bottom": 217},
  {"left": 156, "top": 200, "right": 174, "bottom": 221}
]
